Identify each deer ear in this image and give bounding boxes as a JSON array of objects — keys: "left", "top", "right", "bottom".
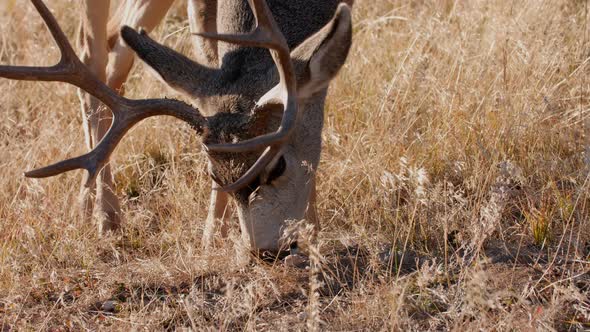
[{"left": 291, "top": 3, "right": 353, "bottom": 99}]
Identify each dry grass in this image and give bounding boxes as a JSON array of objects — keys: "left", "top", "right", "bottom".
[{"left": 1, "top": 0, "right": 590, "bottom": 330}]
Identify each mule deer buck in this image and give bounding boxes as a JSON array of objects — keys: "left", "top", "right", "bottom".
[{"left": 0, "top": 0, "right": 352, "bottom": 256}]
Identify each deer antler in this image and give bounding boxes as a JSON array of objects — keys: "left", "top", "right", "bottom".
[
  {"left": 0, "top": 0, "right": 207, "bottom": 187},
  {"left": 197, "top": 0, "right": 298, "bottom": 192}
]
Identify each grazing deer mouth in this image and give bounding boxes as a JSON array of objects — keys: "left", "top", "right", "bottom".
[{"left": 254, "top": 241, "right": 299, "bottom": 263}]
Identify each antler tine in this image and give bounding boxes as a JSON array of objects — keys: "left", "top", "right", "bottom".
[
  {"left": 26, "top": 99, "right": 205, "bottom": 187},
  {"left": 196, "top": 0, "right": 298, "bottom": 154},
  {"left": 1, "top": 0, "right": 207, "bottom": 186},
  {"left": 0, "top": 0, "right": 75, "bottom": 79},
  {"left": 30, "top": 0, "right": 78, "bottom": 63}
]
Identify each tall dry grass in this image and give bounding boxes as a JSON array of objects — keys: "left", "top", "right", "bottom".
[{"left": 1, "top": 0, "right": 589, "bottom": 330}]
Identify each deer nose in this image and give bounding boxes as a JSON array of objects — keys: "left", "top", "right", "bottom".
[{"left": 252, "top": 241, "right": 297, "bottom": 263}]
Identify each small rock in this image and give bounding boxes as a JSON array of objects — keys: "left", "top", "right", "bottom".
[
  {"left": 297, "top": 312, "right": 308, "bottom": 321},
  {"left": 101, "top": 300, "right": 118, "bottom": 313}
]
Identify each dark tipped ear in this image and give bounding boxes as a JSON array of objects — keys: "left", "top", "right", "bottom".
[
  {"left": 291, "top": 3, "right": 353, "bottom": 99},
  {"left": 120, "top": 26, "right": 218, "bottom": 97}
]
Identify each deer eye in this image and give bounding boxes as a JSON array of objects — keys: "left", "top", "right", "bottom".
[{"left": 265, "top": 156, "right": 287, "bottom": 184}]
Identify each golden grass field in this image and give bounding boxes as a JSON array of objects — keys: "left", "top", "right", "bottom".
[{"left": 1, "top": 0, "right": 590, "bottom": 330}]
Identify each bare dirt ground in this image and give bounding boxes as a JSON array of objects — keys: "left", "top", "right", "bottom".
[{"left": 1, "top": 0, "right": 589, "bottom": 330}]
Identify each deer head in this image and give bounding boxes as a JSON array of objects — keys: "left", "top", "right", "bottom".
[{"left": 0, "top": 0, "right": 352, "bottom": 254}]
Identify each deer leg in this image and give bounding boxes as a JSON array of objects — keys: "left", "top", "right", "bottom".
[
  {"left": 202, "top": 181, "right": 232, "bottom": 249},
  {"left": 283, "top": 176, "right": 319, "bottom": 267},
  {"left": 305, "top": 176, "right": 319, "bottom": 227},
  {"left": 305, "top": 175, "right": 320, "bottom": 249},
  {"left": 187, "top": 0, "right": 218, "bottom": 66},
  {"left": 78, "top": 0, "right": 123, "bottom": 233},
  {"left": 105, "top": 0, "right": 176, "bottom": 93},
  {"left": 101, "top": 0, "right": 175, "bottom": 230},
  {"left": 78, "top": 0, "right": 175, "bottom": 233},
  {"left": 99, "top": 0, "right": 175, "bottom": 231}
]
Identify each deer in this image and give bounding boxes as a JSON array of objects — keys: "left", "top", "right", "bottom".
[{"left": 0, "top": 0, "right": 353, "bottom": 258}]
